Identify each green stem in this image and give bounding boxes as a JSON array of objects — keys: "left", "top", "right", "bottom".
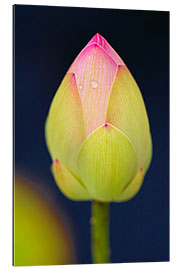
[{"left": 91, "top": 201, "right": 110, "bottom": 263}]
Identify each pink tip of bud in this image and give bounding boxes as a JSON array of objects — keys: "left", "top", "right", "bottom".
[
  {"left": 104, "top": 124, "right": 109, "bottom": 128},
  {"left": 55, "top": 159, "right": 59, "bottom": 164},
  {"left": 85, "top": 33, "right": 125, "bottom": 66},
  {"left": 89, "top": 33, "right": 103, "bottom": 47}
]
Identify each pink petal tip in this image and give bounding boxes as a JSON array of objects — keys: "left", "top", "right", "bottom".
[{"left": 85, "top": 33, "right": 125, "bottom": 66}]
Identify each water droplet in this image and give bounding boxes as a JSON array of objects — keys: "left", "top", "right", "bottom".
[
  {"left": 79, "top": 85, "right": 83, "bottom": 90},
  {"left": 91, "top": 80, "right": 98, "bottom": 89}
]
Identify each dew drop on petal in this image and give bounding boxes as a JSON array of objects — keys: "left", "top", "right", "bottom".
[
  {"left": 79, "top": 85, "right": 83, "bottom": 90},
  {"left": 91, "top": 80, "right": 98, "bottom": 89}
]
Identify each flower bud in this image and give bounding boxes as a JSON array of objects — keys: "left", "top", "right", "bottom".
[{"left": 45, "top": 33, "right": 152, "bottom": 202}]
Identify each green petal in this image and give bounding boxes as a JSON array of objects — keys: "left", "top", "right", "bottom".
[
  {"left": 113, "top": 167, "right": 144, "bottom": 202},
  {"left": 77, "top": 124, "right": 138, "bottom": 202},
  {"left": 51, "top": 159, "right": 91, "bottom": 201},
  {"left": 45, "top": 73, "right": 85, "bottom": 171},
  {"left": 144, "top": 133, "right": 153, "bottom": 173},
  {"left": 106, "top": 65, "right": 152, "bottom": 169}
]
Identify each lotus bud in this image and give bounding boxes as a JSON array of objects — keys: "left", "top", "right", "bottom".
[{"left": 45, "top": 33, "right": 152, "bottom": 202}]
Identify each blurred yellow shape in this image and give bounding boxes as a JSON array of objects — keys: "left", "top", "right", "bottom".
[{"left": 14, "top": 175, "right": 75, "bottom": 266}]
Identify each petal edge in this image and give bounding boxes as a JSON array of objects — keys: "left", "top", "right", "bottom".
[
  {"left": 52, "top": 159, "right": 91, "bottom": 201},
  {"left": 106, "top": 65, "right": 152, "bottom": 169},
  {"left": 45, "top": 73, "right": 85, "bottom": 172},
  {"left": 113, "top": 167, "right": 144, "bottom": 202}
]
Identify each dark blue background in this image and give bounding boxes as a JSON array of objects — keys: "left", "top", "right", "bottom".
[{"left": 14, "top": 5, "right": 169, "bottom": 264}]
